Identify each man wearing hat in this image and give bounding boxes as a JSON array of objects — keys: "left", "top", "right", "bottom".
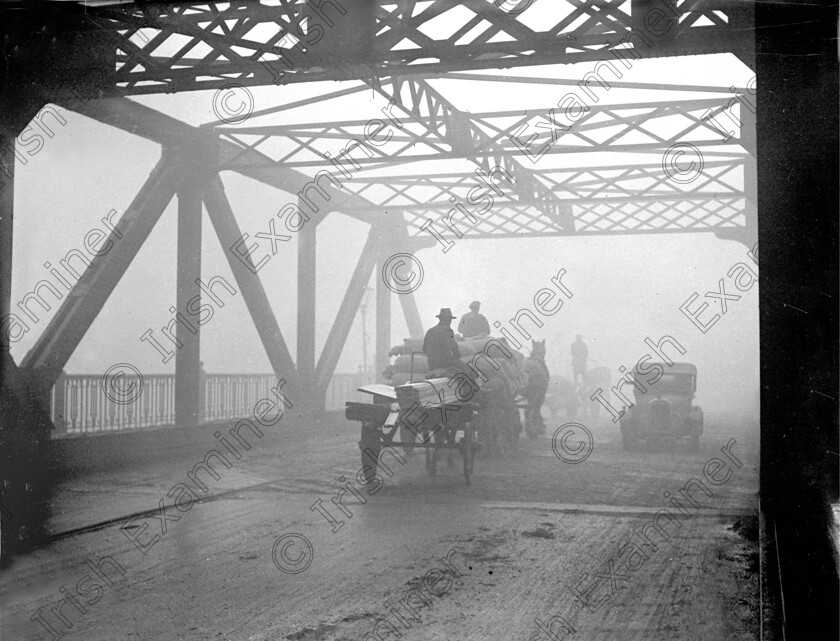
[
  {"left": 423, "top": 308, "right": 462, "bottom": 371},
  {"left": 571, "top": 334, "right": 588, "bottom": 384},
  {"left": 458, "top": 300, "right": 491, "bottom": 338}
]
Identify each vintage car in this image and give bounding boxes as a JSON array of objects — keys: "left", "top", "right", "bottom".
[{"left": 619, "top": 362, "right": 703, "bottom": 451}]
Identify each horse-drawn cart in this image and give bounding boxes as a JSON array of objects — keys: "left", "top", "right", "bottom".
[
  {"left": 345, "top": 335, "right": 544, "bottom": 485},
  {"left": 345, "top": 379, "right": 481, "bottom": 484}
]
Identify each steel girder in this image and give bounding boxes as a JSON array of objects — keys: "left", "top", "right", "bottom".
[
  {"left": 214, "top": 80, "right": 750, "bottom": 238},
  {"left": 31, "top": 96, "right": 435, "bottom": 397},
  {"left": 57, "top": 94, "right": 749, "bottom": 243},
  {"left": 202, "top": 176, "right": 298, "bottom": 378},
  {"left": 20, "top": 154, "right": 181, "bottom": 383},
  {"left": 384, "top": 196, "right": 747, "bottom": 238},
  {"left": 370, "top": 74, "right": 560, "bottom": 218},
  {"left": 216, "top": 95, "right": 747, "bottom": 170},
  {"left": 57, "top": 96, "right": 383, "bottom": 226},
  {"left": 40, "top": 0, "right": 752, "bottom": 97},
  {"left": 215, "top": 90, "right": 750, "bottom": 236},
  {"left": 339, "top": 159, "right": 746, "bottom": 205},
  {"left": 331, "top": 155, "right": 748, "bottom": 236},
  {"left": 2, "top": 4, "right": 758, "bottom": 426}
]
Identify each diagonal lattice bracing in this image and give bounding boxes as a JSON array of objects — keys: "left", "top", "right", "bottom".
[
  {"left": 212, "top": 88, "right": 750, "bottom": 239},
  {"left": 573, "top": 196, "right": 745, "bottom": 234},
  {"left": 339, "top": 158, "right": 746, "bottom": 208},
  {"left": 370, "top": 74, "right": 563, "bottom": 226},
  {"left": 214, "top": 95, "right": 747, "bottom": 174},
  {"left": 62, "top": 0, "right": 751, "bottom": 96},
  {"left": 393, "top": 195, "right": 746, "bottom": 239}
]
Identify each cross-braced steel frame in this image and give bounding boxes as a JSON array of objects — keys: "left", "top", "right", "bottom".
[
  {"left": 3, "top": 8, "right": 838, "bottom": 636},
  {"left": 19, "top": 0, "right": 753, "bottom": 95},
  {"left": 1, "top": 0, "right": 755, "bottom": 416}
]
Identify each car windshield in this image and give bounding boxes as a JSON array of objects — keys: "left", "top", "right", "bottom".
[{"left": 635, "top": 373, "right": 693, "bottom": 397}]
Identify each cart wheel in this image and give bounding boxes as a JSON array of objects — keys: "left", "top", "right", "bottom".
[
  {"left": 689, "top": 429, "right": 700, "bottom": 453},
  {"left": 424, "top": 437, "right": 436, "bottom": 476},
  {"left": 359, "top": 422, "right": 381, "bottom": 482},
  {"left": 381, "top": 421, "right": 398, "bottom": 443},
  {"left": 426, "top": 447, "right": 436, "bottom": 476},
  {"left": 509, "top": 420, "right": 519, "bottom": 454},
  {"left": 462, "top": 425, "right": 475, "bottom": 485},
  {"left": 525, "top": 415, "right": 540, "bottom": 440},
  {"left": 502, "top": 403, "right": 520, "bottom": 454},
  {"left": 620, "top": 420, "right": 639, "bottom": 451}
]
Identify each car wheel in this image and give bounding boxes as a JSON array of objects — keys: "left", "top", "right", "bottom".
[
  {"left": 621, "top": 421, "right": 638, "bottom": 451},
  {"left": 689, "top": 429, "right": 700, "bottom": 452}
]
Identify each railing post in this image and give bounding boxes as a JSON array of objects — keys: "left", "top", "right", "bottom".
[
  {"left": 52, "top": 371, "right": 67, "bottom": 435},
  {"left": 198, "top": 363, "right": 207, "bottom": 424},
  {"left": 375, "top": 264, "right": 391, "bottom": 382}
]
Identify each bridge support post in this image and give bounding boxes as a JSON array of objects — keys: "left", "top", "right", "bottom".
[
  {"left": 297, "top": 211, "right": 319, "bottom": 413},
  {"left": 756, "top": 3, "right": 838, "bottom": 638},
  {"left": 392, "top": 226, "right": 428, "bottom": 341},
  {"left": 0, "top": 114, "right": 55, "bottom": 560},
  {"left": 203, "top": 175, "right": 297, "bottom": 388},
  {"left": 0, "top": 127, "right": 15, "bottom": 384},
  {"left": 375, "top": 262, "right": 391, "bottom": 382},
  {"left": 398, "top": 292, "right": 424, "bottom": 341},
  {"left": 175, "top": 183, "right": 202, "bottom": 426},
  {"left": 315, "top": 230, "right": 379, "bottom": 401},
  {"left": 742, "top": 104, "right": 758, "bottom": 250}
]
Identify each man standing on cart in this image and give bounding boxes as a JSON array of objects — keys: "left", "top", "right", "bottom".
[
  {"left": 458, "top": 300, "right": 490, "bottom": 338},
  {"left": 421, "top": 308, "right": 476, "bottom": 478},
  {"left": 423, "top": 308, "right": 462, "bottom": 372}
]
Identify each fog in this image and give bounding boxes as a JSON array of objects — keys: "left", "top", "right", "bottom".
[{"left": 8, "top": 54, "right": 758, "bottom": 421}]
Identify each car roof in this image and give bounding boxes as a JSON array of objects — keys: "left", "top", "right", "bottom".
[{"left": 635, "top": 362, "right": 697, "bottom": 376}]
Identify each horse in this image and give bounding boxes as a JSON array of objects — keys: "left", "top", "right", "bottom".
[
  {"left": 566, "top": 366, "right": 611, "bottom": 419},
  {"left": 521, "top": 340, "right": 550, "bottom": 438},
  {"left": 474, "top": 376, "right": 519, "bottom": 458},
  {"left": 543, "top": 375, "right": 576, "bottom": 422}
]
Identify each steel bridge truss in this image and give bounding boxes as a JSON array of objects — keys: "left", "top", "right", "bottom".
[
  {"left": 1, "top": 0, "right": 756, "bottom": 417},
  {"left": 49, "top": 0, "right": 754, "bottom": 96},
  {"left": 219, "top": 96, "right": 748, "bottom": 168},
  {"left": 18, "top": 71, "right": 753, "bottom": 413},
  {"left": 214, "top": 78, "right": 754, "bottom": 240}
]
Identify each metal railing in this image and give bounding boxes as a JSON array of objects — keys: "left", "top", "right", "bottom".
[{"left": 50, "top": 372, "right": 376, "bottom": 436}]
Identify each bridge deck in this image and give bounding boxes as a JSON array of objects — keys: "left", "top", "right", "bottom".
[{"left": 1, "top": 412, "right": 761, "bottom": 641}]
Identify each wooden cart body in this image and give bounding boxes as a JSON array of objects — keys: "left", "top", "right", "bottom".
[{"left": 345, "top": 380, "right": 480, "bottom": 484}]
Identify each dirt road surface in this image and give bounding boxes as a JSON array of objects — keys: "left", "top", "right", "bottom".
[{"left": 0, "top": 411, "right": 759, "bottom": 641}]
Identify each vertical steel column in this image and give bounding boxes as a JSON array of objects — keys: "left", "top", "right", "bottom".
[
  {"left": 0, "top": 119, "right": 54, "bottom": 558},
  {"left": 297, "top": 215, "right": 318, "bottom": 409},
  {"left": 741, "top": 103, "right": 758, "bottom": 249},
  {"left": 398, "top": 291, "right": 424, "bottom": 340},
  {"left": 375, "top": 262, "right": 391, "bottom": 381},
  {"left": 175, "top": 185, "right": 202, "bottom": 426},
  {"left": 315, "top": 230, "right": 379, "bottom": 392},
  {"left": 756, "top": 2, "right": 838, "bottom": 638},
  {"left": 389, "top": 225, "right": 427, "bottom": 340},
  {"left": 0, "top": 135, "right": 14, "bottom": 378}
]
